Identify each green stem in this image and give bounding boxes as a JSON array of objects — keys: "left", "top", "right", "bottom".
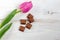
[
  {"left": 0, "top": 23, "right": 12, "bottom": 39},
  {"left": 16, "top": 9, "right": 21, "bottom": 13},
  {"left": 0, "top": 9, "right": 21, "bottom": 28}
]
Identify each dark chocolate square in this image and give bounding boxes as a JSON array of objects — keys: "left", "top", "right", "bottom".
[
  {"left": 27, "top": 14, "right": 33, "bottom": 19},
  {"left": 28, "top": 18, "right": 34, "bottom": 23},
  {"left": 27, "top": 14, "right": 34, "bottom": 23},
  {"left": 19, "top": 26, "right": 25, "bottom": 32},
  {"left": 26, "top": 23, "right": 32, "bottom": 29},
  {"left": 20, "top": 19, "right": 26, "bottom": 24}
]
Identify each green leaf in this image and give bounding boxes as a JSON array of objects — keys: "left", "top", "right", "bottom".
[
  {"left": 0, "top": 9, "right": 17, "bottom": 28},
  {"left": 0, "top": 23, "right": 12, "bottom": 39}
]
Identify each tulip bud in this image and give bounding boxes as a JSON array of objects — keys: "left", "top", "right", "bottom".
[{"left": 19, "top": 1, "right": 33, "bottom": 13}]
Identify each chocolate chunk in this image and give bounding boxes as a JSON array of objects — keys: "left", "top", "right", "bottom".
[
  {"left": 28, "top": 18, "right": 34, "bottom": 23},
  {"left": 19, "top": 26, "right": 25, "bottom": 32},
  {"left": 27, "top": 14, "right": 33, "bottom": 19},
  {"left": 20, "top": 19, "right": 26, "bottom": 24},
  {"left": 26, "top": 23, "right": 32, "bottom": 29},
  {"left": 27, "top": 14, "right": 34, "bottom": 23}
]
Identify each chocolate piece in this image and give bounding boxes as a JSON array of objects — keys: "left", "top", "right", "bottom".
[
  {"left": 26, "top": 23, "right": 32, "bottom": 29},
  {"left": 27, "top": 14, "right": 33, "bottom": 19},
  {"left": 28, "top": 18, "right": 34, "bottom": 23},
  {"left": 20, "top": 19, "right": 26, "bottom": 24},
  {"left": 27, "top": 14, "right": 34, "bottom": 23},
  {"left": 19, "top": 26, "right": 25, "bottom": 32}
]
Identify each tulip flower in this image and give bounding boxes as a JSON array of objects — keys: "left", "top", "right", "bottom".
[
  {"left": 19, "top": 1, "right": 33, "bottom": 13},
  {"left": 0, "top": 1, "right": 33, "bottom": 28}
]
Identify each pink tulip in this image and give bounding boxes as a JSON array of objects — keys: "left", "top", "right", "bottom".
[{"left": 19, "top": 1, "right": 33, "bottom": 13}]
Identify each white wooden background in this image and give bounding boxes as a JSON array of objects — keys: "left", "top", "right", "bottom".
[{"left": 0, "top": 0, "right": 60, "bottom": 40}]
